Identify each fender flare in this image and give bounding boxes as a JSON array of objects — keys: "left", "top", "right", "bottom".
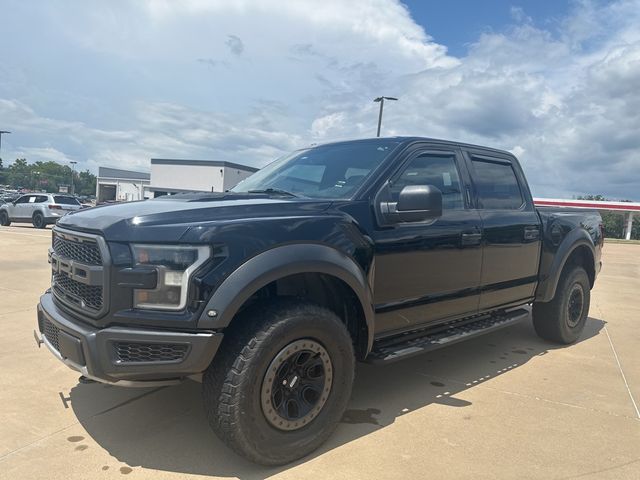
[
  {"left": 198, "top": 244, "right": 375, "bottom": 352},
  {"left": 535, "top": 228, "right": 596, "bottom": 303}
]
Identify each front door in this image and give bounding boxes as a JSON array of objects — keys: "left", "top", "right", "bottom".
[{"left": 372, "top": 148, "right": 483, "bottom": 335}]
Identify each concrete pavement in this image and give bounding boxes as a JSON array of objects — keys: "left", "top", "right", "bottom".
[{"left": 0, "top": 225, "right": 638, "bottom": 479}]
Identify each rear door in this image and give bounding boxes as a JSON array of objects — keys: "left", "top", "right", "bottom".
[{"left": 463, "top": 150, "right": 541, "bottom": 311}]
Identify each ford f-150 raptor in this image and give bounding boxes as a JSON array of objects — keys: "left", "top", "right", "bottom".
[{"left": 35, "top": 137, "right": 603, "bottom": 465}]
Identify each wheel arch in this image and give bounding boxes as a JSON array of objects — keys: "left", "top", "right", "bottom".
[
  {"left": 535, "top": 229, "right": 596, "bottom": 303},
  {"left": 198, "top": 244, "right": 375, "bottom": 357}
]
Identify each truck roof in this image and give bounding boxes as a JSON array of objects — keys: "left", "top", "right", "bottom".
[{"left": 313, "top": 136, "right": 516, "bottom": 159}]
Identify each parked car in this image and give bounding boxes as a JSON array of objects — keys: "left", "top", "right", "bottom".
[
  {"left": 35, "top": 137, "right": 602, "bottom": 465},
  {"left": 0, "top": 193, "right": 84, "bottom": 228}
]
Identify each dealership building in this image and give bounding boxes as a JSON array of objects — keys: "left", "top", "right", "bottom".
[
  {"left": 147, "top": 159, "right": 259, "bottom": 197},
  {"left": 96, "top": 167, "right": 151, "bottom": 203}
]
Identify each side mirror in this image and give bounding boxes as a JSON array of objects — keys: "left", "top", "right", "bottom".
[{"left": 381, "top": 185, "right": 442, "bottom": 223}]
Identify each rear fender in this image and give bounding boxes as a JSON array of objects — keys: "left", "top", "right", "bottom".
[{"left": 535, "top": 228, "right": 596, "bottom": 303}]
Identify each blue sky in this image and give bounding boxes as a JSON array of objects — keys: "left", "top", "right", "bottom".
[
  {"left": 1, "top": 0, "right": 639, "bottom": 199},
  {"left": 404, "top": 0, "right": 570, "bottom": 56}
]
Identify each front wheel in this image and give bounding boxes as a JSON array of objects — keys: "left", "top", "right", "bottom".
[
  {"left": 0, "top": 211, "right": 10, "bottom": 226},
  {"left": 532, "top": 265, "right": 590, "bottom": 344},
  {"left": 203, "top": 299, "right": 355, "bottom": 465}
]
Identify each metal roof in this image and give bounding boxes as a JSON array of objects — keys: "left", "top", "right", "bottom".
[
  {"left": 534, "top": 198, "right": 640, "bottom": 212},
  {"left": 151, "top": 159, "right": 259, "bottom": 172},
  {"left": 98, "top": 167, "right": 150, "bottom": 181}
]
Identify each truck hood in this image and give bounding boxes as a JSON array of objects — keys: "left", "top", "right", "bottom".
[{"left": 57, "top": 193, "right": 333, "bottom": 242}]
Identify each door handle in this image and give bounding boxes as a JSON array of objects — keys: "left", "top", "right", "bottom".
[
  {"left": 461, "top": 233, "right": 482, "bottom": 246},
  {"left": 524, "top": 226, "right": 540, "bottom": 240}
]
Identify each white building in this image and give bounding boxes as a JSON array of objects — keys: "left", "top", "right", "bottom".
[
  {"left": 147, "top": 159, "right": 258, "bottom": 197},
  {"left": 96, "top": 167, "right": 151, "bottom": 203}
]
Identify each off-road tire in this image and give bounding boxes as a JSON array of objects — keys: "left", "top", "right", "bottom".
[
  {"left": 202, "top": 299, "right": 355, "bottom": 466},
  {"left": 0, "top": 211, "right": 10, "bottom": 226},
  {"left": 532, "top": 265, "right": 590, "bottom": 344},
  {"left": 32, "top": 212, "right": 45, "bottom": 229}
]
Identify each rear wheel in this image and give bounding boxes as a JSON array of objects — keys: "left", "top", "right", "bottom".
[
  {"left": 0, "top": 211, "right": 10, "bottom": 226},
  {"left": 532, "top": 265, "right": 590, "bottom": 344},
  {"left": 32, "top": 212, "right": 46, "bottom": 229},
  {"left": 203, "top": 299, "right": 355, "bottom": 465}
]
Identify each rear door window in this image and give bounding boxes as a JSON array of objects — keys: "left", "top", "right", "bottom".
[{"left": 471, "top": 158, "right": 524, "bottom": 210}]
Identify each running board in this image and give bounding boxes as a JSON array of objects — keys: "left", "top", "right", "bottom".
[{"left": 367, "top": 308, "right": 530, "bottom": 364}]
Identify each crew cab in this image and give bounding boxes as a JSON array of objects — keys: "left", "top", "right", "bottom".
[{"left": 35, "top": 137, "right": 602, "bottom": 465}]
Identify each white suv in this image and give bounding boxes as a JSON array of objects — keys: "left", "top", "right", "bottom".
[{"left": 0, "top": 194, "right": 84, "bottom": 229}]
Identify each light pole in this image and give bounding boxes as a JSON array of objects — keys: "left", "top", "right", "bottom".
[
  {"left": 373, "top": 97, "right": 398, "bottom": 137},
  {"left": 0, "top": 130, "right": 11, "bottom": 158},
  {"left": 70, "top": 161, "right": 77, "bottom": 195}
]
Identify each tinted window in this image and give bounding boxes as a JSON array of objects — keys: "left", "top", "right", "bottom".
[
  {"left": 390, "top": 154, "right": 464, "bottom": 210},
  {"left": 472, "top": 158, "right": 524, "bottom": 209},
  {"left": 15, "top": 196, "right": 30, "bottom": 204},
  {"left": 35, "top": 195, "right": 48, "bottom": 203},
  {"left": 54, "top": 196, "right": 80, "bottom": 205},
  {"left": 231, "top": 139, "right": 400, "bottom": 199}
]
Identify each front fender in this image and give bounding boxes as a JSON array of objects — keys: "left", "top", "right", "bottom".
[{"left": 198, "top": 244, "right": 375, "bottom": 351}]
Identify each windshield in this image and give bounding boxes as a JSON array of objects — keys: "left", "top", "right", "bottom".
[{"left": 231, "top": 139, "right": 401, "bottom": 199}]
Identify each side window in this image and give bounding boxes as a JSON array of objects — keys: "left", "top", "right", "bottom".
[
  {"left": 15, "top": 196, "right": 30, "bottom": 204},
  {"left": 35, "top": 195, "right": 48, "bottom": 203},
  {"left": 390, "top": 153, "right": 464, "bottom": 210},
  {"left": 471, "top": 158, "right": 524, "bottom": 210}
]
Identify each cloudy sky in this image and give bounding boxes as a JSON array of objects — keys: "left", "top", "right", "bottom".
[{"left": 1, "top": 0, "right": 639, "bottom": 199}]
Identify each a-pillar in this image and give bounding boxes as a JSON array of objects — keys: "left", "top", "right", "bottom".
[{"left": 625, "top": 212, "right": 634, "bottom": 240}]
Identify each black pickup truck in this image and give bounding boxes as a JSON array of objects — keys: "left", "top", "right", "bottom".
[{"left": 36, "top": 137, "right": 602, "bottom": 465}]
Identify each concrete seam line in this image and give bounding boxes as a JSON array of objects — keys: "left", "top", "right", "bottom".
[
  {"left": 604, "top": 326, "right": 640, "bottom": 420},
  {"left": 0, "top": 421, "right": 80, "bottom": 462},
  {"left": 417, "top": 372, "right": 640, "bottom": 422},
  {"left": 0, "top": 230, "right": 52, "bottom": 238}
]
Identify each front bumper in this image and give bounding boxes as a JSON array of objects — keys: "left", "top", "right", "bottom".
[{"left": 36, "top": 292, "right": 223, "bottom": 387}]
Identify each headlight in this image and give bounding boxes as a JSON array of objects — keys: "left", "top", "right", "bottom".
[{"left": 131, "top": 244, "right": 210, "bottom": 311}]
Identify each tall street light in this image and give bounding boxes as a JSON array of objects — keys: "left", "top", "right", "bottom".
[
  {"left": 70, "top": 161, "right": 77, "bottom": 195},
  {"left": 373, "top": 97, "right": 398, "bottom": 137},
  {"left": 0, "top": 130, "right": 11, "bottom": 158}
]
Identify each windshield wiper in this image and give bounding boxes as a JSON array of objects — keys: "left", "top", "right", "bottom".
[{"left": 247, "top": 188, "right": 298, "bottom": 198}]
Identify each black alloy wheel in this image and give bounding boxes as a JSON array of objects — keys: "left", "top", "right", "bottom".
[{"left": 261, "top": 339, "right": 333, "bottom": 431}]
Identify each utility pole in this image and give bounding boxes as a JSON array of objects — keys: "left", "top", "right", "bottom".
[
  {"left": 373, "top": 97, "right": 398, "bottom": 137},
  {"left": 70, "top": 161, "right": 77, "bottom": 195},
  {"left": 0, "top": 130, "right": 11, "bottom": 158}
]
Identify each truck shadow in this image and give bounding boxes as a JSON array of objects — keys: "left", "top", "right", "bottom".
[{"left": 69, "top": 316, "right": 605, "bottom": 478}]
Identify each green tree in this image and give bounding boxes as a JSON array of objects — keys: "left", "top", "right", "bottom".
[
  {"left": 5, "top": 158, "right": 97, "bottom": 195},
  {"left": 577, "top": 195, "right": 638, "bottom": 240}
]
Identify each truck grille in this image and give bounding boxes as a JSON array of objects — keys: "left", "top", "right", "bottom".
[
  {"left": 51, "top": 228, "right": 107, "bottom": 317},
  {"left": 53, "top": 272, "right": 104, "bottom": 311},
  {"left": 43, "top": 318, "right": 61, "bottom": 352},
  {"left": 53, "top": 234, "right": 102, "bottom": 265},
  {"left": 114, "top": 342, "right": 188, "bottom": 363}
]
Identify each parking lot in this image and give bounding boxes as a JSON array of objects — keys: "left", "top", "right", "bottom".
[{"left": 0, "top": 225, "right": 638, "bottom": 480}]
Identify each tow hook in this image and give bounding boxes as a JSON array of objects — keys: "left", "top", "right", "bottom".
[{"left": 33, "top": 330, "right": 43, "bottom": 348}]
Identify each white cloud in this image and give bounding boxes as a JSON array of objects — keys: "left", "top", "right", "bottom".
[{"left": 1, "top": 0, "right": 639, "bottom": 199}]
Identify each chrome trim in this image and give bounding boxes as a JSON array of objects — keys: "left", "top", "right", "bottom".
[{"left": 35, "top": 329, "right": 181, "bottom": 388}]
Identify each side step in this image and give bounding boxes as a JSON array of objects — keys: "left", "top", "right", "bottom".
[{"left": 367, "top": 307, "right": 530, "bottom": 364}]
